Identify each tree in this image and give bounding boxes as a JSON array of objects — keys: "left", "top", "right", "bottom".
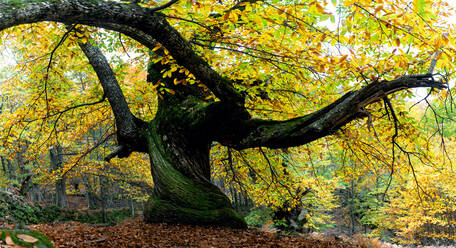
[
  {"left": 50, "top": 145, "right": 66, "bottom": 208},
  {"left": 0, "top": 0, "right": 453, "bottom": 228}
]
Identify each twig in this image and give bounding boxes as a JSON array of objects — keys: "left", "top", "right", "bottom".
[
  {"left": 43, "top": 25, "right": 76, "bottom": 117},
  {"left": 428, "top": 50, "right": 441, "bottom": 74},
  {"left": 23, "top": 93, "right": 106, "bottom": 122},
  {"left": 149, "top": 0, "right": 179, "bottom": 12},
  {"left": 259, "top": 147, "right": 296, "bottom": 200},
  {"left": 118, "top": 33, "right": 131, "bottom": 58},
  {"left": 61, "top": 132, "right": 115, "bottom": 178}
]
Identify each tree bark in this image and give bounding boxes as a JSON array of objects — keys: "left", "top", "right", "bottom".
[
  {"left": 1, "top": 157, "right": 15, "bottom": 184},
  {"left": 78, "top": 41, "right": 146, "bottom": 157},
  {"left": 0, "top": 156, "right": 6, "bottom": 175},
  {"left": 82, "top": 175, "right": 100, "bottom": 209},
  {"left": 100, "top": 175, "right": 108, "bottom": 223},
  {"left": 143, "top": 110, "right": 246, "bottom": 228},
  {"left": 29, "top": 183, "right": 42, "bottom": 202},
  {"left": 50, "top": 145, "right": 67, "bottom": 208},
  {"left": 227, "top": 75, "right": 446, "bottom": 149}
]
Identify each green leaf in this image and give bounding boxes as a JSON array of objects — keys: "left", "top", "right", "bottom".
[{"left": 414, "top": 0, "right": 426, "bottom": 16}]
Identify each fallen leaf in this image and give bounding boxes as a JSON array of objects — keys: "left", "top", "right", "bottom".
[{"left": 17, "top": 234, "right": 39, "bottom": 243}]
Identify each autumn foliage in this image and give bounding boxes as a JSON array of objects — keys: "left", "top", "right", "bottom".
[{"left": 0, "top": 0, "right": 455, "bottom": 245}]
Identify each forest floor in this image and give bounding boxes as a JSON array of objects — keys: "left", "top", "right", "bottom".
[
  {"left": 0, "top": 218, "right": 411, "bottom": 248},
  {"left": 2, "top": 218, "right": 450, "bottom": 247}
]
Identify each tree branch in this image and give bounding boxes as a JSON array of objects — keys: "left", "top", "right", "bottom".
[
  {"left": 43, "top": 25, "right": 76, "bottom": 117},
  {"left": 77, "top": 39, "right": 145, "bottom": 152},
  {"left": 61, "top": 132, "right": 115, "bottom": 178},
  {"left": 0, "top": 0, "right": 244, "bottom": 104},
  {"left": 148, "top": 0, "right": 179, "bottom": 12},
  {"left": 104, "top": 145, "right": 128, "bottom": 162},
  {"left": 230, "top": 74, "right": 447, "bottom": 149},
  {"left": 209, "top": 0, "right": 262, "bottom": 18}
]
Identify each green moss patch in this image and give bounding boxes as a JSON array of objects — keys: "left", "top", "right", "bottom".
[{"left": 144, "top": 195, "right": 247, "bottom": 228}]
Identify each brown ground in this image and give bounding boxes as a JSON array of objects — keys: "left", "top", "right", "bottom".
[{"left": 25, "top": 218, "right": 374, "bottom": 248}]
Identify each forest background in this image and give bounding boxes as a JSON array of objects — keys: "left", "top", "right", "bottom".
[{"left": 0, "top": 0, "right": 455, "bottom": 246}]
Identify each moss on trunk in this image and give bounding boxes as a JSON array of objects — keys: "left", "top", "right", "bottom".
[
  {"left": 143, "top": 122, "right": 246, "bottom": 228},
  {"left": 144, "top": 193, "right": 246, "bottom": 228}
]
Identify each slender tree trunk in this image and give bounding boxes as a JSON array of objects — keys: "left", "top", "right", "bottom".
[
  {"left": 0, "top": 157, "right": 15, "bottom": 190},
  {"left": 100, "top": 176, "right": 108, "bottom": 223},
  {"left": 30, "top": 183, "right": 42, "bottom": 202},
  {"left": 5, "top": 159, "right": 15, "bottom": 184},
  {"left": 82, "top": 176, "right": 99, "bottom": 209},
  {"left": 6, "top": 159, "right": 15, "bottom": 183},
  {"left": 0, "top": 156, "right": 6, "bottom": 175},
  {"left": 50, "top": 146, "right": 66, "bottom": 208},
  {"left": 349, "top": 180, "right": 355, "bottom": 235},
  {"left": 129, "top": 198, "right": 135, "bottom": 217},
  {"left": 16, "top": 144, "right": 33, "bottom": 196}
]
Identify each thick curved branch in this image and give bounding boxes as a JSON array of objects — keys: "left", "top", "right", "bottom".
[
  {"left": 78, "top": 41, "right": 142, "bottom": 146},
  {"left": 230, "top": 74, "right": 447, "bottom": 149},
  {"left": 101, "top": 23, "right": 159, "bottom": 49},
  {"left": 0, "top": 0, "right": 243, "bottom": 104}
]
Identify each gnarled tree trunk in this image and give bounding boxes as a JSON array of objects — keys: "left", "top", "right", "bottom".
[{"left": 143, "top": 105, "right": 245, "bottom": 227}]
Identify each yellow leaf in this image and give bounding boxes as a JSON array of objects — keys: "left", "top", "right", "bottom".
[
  {"left": 223, "top": 12, "right": 230, "bottom": 22},
  {"left": 314, "top": 2, "right": 326, "bottom": 14},
  {"left": 152, "top": 44, "right": 162, "bottom": 52},
  {"left": 230, "top": 12, "right": 238, "bottom": 22},
  {"left": 80, "top": 36, "right": 88, "bottom": 44},
  {"left": 244, "top": 4, "right": 253, "bottom": 12},
  {"left": 339, "top": 55, "right": 348, "bottom": 63},
  {"left": 374, "top": 5, "right": 383, "bottom": 14}
]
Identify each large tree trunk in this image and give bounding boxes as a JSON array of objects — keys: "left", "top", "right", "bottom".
[{"left": 143, "top": 117, "right": 246, "bottom": 228}]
